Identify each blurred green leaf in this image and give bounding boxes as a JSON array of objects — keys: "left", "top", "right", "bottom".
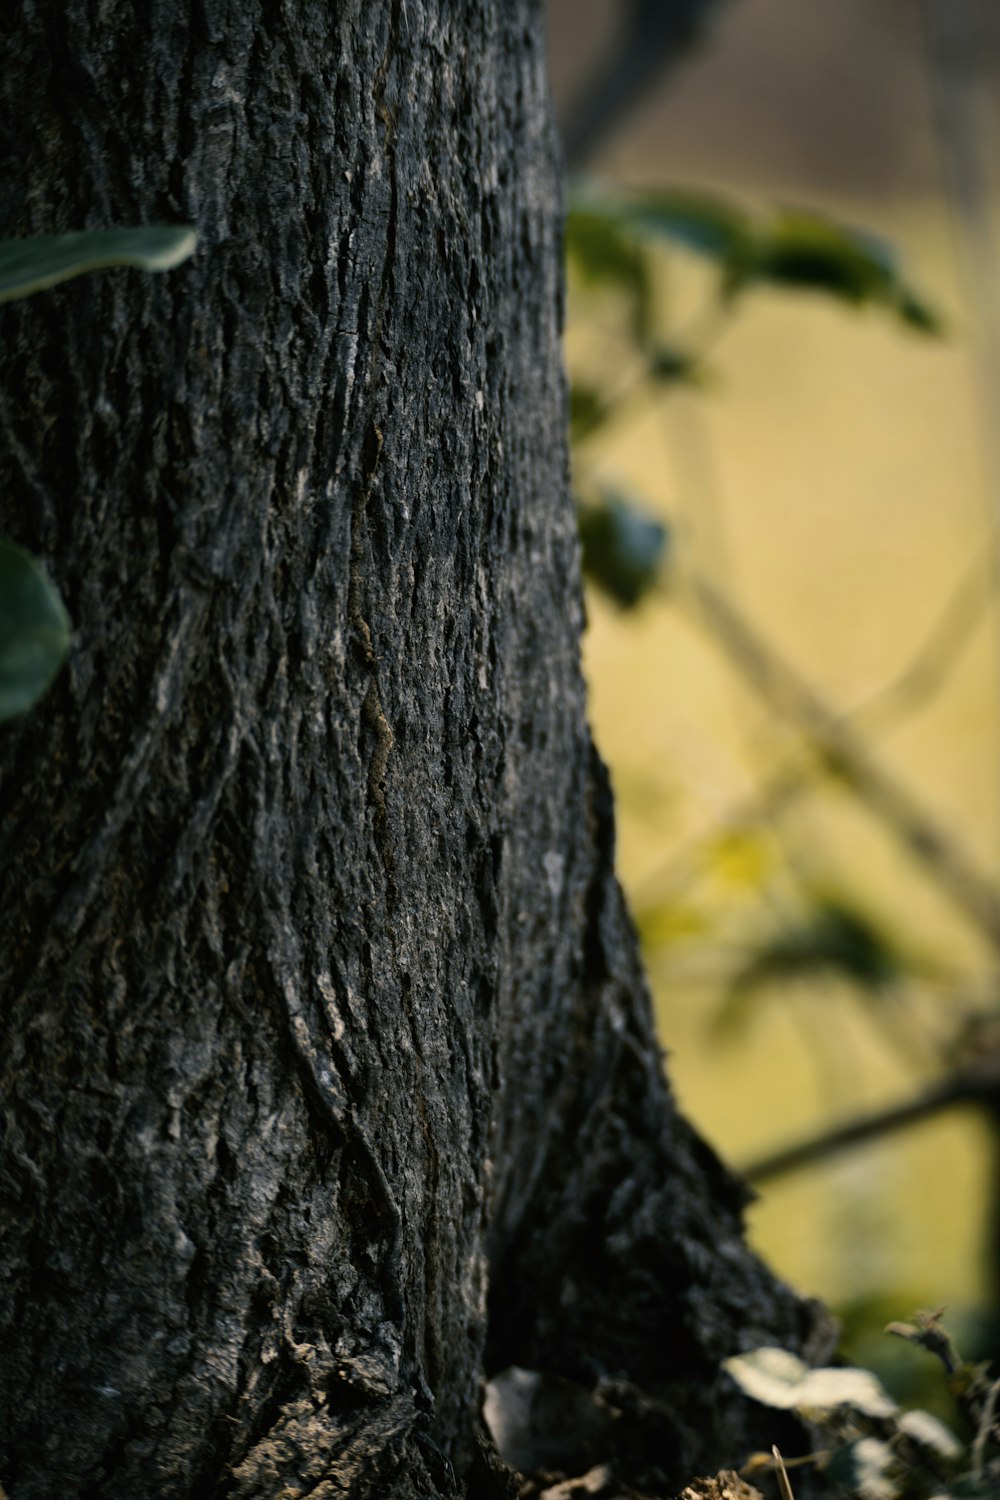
[
  {"left": 565, "top": 207, "right": 652, "bottom": 337},
  {"left": 707, "top": 829, "right": 774, "bottom": 889},
  {"left": 569, "top": 382, "right": 610, "bottom": 443},
  {"left": 635, "top": 899, "right": 712, "bottom": 949},
  {"left": 743, "top": 211, "right": 894, "bottom": 302},
  {"left": 568, "top": 186, "right": 942, "bottom": 338},
  {"left": 725, "top": 896, "right": 905, "bottom": 1007},
  {"left": 647, "top": 342, "right": 702, "bottom": 386},
  {"left": 737, "top": 211, "right": 942, "bottom": 334},
  {"left": 894, "top": 286, "right": 946, "bottom": 336},
  {"left": 620, "top": 188, "right": 754, "bottom": 264},
  {"left": 0, "top": 539, "right": 70, "bottom": 720},
  {"left": 577, "top": 489, "right": 668, "bottom": 608},
  {"left": 0, "top": 225, "right": 197, "bottom": 304}
]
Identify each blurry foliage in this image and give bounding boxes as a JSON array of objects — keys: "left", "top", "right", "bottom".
[
  {"left": 567, "top": 185, "right": 943, "bottom": 612},
  {"left": 577, "top": 487, "right": 669, "bottom": 609},
  {"left": 726, "top": 1312, "right": 999, "bottom": 1499},
  {"left": 568, "top": 187, "right": 943, "bottom": 336},
  {"left": 722, "top": 894, "right": 907, "bottom": 1013},
  {"left": 566, "top": 179, "right": 1000, "bottom": 1353},
  {"left": 565, "top": 205, "right": 653, "bottom": 341},
  {"left": 567, "top": 180, "right": 952, "bottom": 1036},
  {"left": 565, "top": 182, "right": 962, "bottom": 1009}
]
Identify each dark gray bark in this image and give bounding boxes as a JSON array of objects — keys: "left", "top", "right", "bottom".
[{"left": 0, "top": 3, "right": 830, "bottom": 1497}]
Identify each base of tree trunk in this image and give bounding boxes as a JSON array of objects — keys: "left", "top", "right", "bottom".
[{"left": 0, "top": 3, "right": 832, "bottom": 1496}]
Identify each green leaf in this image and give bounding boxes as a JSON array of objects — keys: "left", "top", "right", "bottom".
[
  {"left": 635, "top": 899, "right": 712, "bottom": 949},
  {"left": 0, "top": 225, "right": 198, "bottom": 304},
  {"left": 569, "top": 382, "right": 610, "bottom": 443},
  {"left": 739, "top": 211, "right": 942, "bottom": 334},
  {"left": 724, "top": 1348, "right": 899, "bottom": 1420},
  {"left": 565, "top": 207, "right": 653, "bottom": 338},
  {"left": 577, "top": 490, "right": 668, "bottom": 608},
  {"left": 894, "top": 286, "right": 945, "bottom": 336},
  {"left": 565, "top": 207, "right": 637, "bottom": 288},
  {"left": 747, "top": 212, "right": 894, "bottom": 302},
  {"left": 0, "top": 538, "right": 71, "bottom": 720},
  {"left": 647, "top": 343, "right": 702, "bottom": 386},
  {"left": 567, "top": 187, "right": 942, "bottom": 335},
  {"left": 621, "top": 188, "right": 754, "bottom": 264},
  {"left": 726, "top": 896, "right": 904, "bottom": 1001}
]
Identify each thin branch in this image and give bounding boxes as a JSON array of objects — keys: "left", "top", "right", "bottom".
[
  {"left": 632, "top": 544, "right": 997, "bottom": 913},
  {"left": 922, "top": 0, "right": 1000, "bottom": 710},
  {"left": 972, "top": 1374, "right": 1000, "bottom": 1484},
  {"left": 743, "top": 1055, "right": 1000, "bottom": 1184},
  {"left": 631, "top": 752, "right": 819, "bottom": 911},
  {"left": 682, "top": 571, "right": 1000, "bottom": 953},
  {"left": 853, "top": 543, "right": 998, "bottom": 735},
  {"left": 560, "top": 0, "right": 732, "bottom": 173}
]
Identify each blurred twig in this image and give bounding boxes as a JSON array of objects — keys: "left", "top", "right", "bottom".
[
  {"left": 560, "top": 0, "right": 731, "bottom": 172},
  {"left": 922, "top": 0, "right": 1000, "bottom": 781},
  {"left": 681, "top": 571, "right": 1000, "bottom": 952},
  {"left": 854, "top": 542, "right": 998, "bottom": 734},
  {"left": 633, "top": 542, "right": 997, "bottom": 913},
  {"left": 743, "top": 1045, "right": 1000, "bottom": 1184}
]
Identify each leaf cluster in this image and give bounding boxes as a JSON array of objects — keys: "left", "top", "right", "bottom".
[
  {"left": 566, "top": 187, "right": 942, "bottom": 613},
  {"left": 567, "top": 188, "right": 942, "bottom": 335},
  {"left": 725, "top": 1313, "right": 1000, "bottom": 1499}
]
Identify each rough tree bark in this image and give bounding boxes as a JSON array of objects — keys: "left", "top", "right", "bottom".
[{"left": 0, "top": 3, "right": 831, "bottom": 1497}]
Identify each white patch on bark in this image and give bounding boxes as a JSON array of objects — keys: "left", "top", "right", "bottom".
[{"left": 542, "top": 850, "right": 564, "bottom": 900}]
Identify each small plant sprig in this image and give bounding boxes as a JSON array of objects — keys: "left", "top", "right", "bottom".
[
  {"left": 885, "top": 1310, "right": 1000, "bottom": 1494},
  {"left": 724, "top": 1311, "right": 999, "bottom": 1498}
]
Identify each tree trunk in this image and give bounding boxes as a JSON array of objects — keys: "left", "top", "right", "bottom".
[{"left": 0, "top": 3, "right": 831, "bottom": 1496}]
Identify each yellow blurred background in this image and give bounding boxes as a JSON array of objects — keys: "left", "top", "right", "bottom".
[{"left": 547, "top": 0, "right": 1000, "bottom": 1353}]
